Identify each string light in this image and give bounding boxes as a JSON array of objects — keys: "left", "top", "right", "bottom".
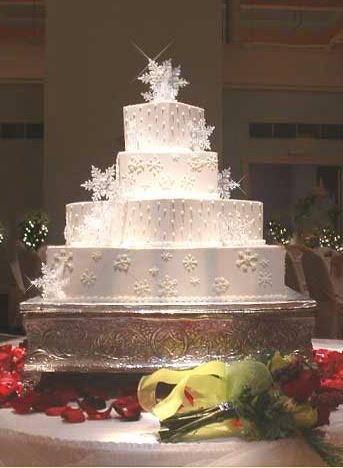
[
  {"left": 19, "top": 211, "right": 49, "bottom": 251},
  {"left": 267, "top": 220, "right": 291, "bottom": 246},
  {"left": 319, "top": 228, "right": 343, "bottom": 252},
  {"left": 0, "top": 222, "right": 5, "bottom": 245}
]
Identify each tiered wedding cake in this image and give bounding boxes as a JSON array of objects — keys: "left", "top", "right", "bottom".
[{"left": 36, "top": 59, "right": 288, "bottom": 304}]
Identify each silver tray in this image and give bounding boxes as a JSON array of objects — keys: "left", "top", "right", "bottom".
[{"left": 21, "top": 294, "right": 316, "bottom": 376}]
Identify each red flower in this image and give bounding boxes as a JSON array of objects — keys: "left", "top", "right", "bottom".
[
  {"left": 0, "top": 352, "right": 11, "bottom": 372},
  {"left": 11, "top": 391, "right": 39, "bottom": 414},
  {"left": 0, "top": 372, "right": 21, "bottom": 400},
  {"left": 281, "top": 368, "right": 321, "bottom": 402}
]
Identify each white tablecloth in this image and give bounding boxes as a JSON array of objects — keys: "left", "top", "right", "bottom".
[{"left": 0, "top": 339, "right": 342, "bottom": 467}]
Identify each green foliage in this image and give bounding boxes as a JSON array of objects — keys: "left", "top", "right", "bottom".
[
  {"left": 234, "top": 387, "right": 296, "bottom": 440},
  {"left": 303, "top": 429, "right": 343, "bottom": 467},
  {"left": 19, "top": 211, "right": 49, "bottom": 251}
]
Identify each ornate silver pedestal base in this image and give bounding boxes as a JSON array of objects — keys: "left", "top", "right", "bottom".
[{"left": 21, "top": 295, "right": 316, "bottom": 375}]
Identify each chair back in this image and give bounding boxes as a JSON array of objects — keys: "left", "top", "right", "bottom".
[{"left": 302, "top": 248, "right": 338, "bottom": 338}]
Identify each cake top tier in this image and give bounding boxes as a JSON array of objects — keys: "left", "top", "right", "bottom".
[{"left": 123, "top": 58, "right": 214, "bottom": 152}]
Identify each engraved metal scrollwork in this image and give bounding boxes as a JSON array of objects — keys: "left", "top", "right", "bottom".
[{"left": 21, "top": 299, "right": 316, "bottom": 373}]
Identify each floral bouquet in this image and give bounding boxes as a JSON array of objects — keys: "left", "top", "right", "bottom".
[{"left": 138, "top": 351, "right": 343, "bottom": 466}]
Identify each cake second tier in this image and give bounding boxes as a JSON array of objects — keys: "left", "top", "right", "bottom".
[
  {"left": 46, "top": 244, "right": 287, "bottom": 303},
  {"left": 118, "top": 150, "right": 218, "bottom": 199},
  {"left": 65, "top": 198, "right": 264, "bottom": 247}
]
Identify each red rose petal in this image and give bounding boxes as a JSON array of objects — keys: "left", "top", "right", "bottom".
[
  {"left": 112, "top": 400, "right": 141, "bottom": 421},
  {"left": 45, "top": 406, "right": 66, "bottom": 416},
  {"left": 61, "top": 407, "right": 85, "bottom": 423}
]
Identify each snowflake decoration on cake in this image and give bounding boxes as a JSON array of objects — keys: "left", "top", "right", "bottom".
[
  {"left": 182, "top": 254, "right": 198, "bottom": 272},
  {"left": 259, "top": 258, "right": 270, "bottom": 270},
  {"left": 138, "top": 58, "right": 189, "bottom": 102},
  {"left": 213, "top": 277, "right": 230, "bottom": 295},
  {"left": 133, "top": 280, "right": 152, "bottom": 297},
  {"left": 31, "top": 263, "right": 65, "bottom": 300},
  {"left": 258, "top": 270, "right": 272, "bottom": 288},
  {"left": 91, "top": 251, "right": 102, "bottom": 262},
  {"left": 218, "top": 214, "right": 255, "bottom": 245},
  {"left": 53, "top": 249, "right": 73, "bottom": 273},
  {"left": 128, "top": 155, "right": 145, "bottom": 175},
  {"left": 189, "top": 154, "right": 206, "bottom": 173},
  {"left": 121, "top": 172, "right": 136, "bottom": 194},
  {"left": 148, "top": 267, "right": 159, "bottom": 277},
  {"left": 158, "top": 275, "right": 178, "bottom": 297},
  {"left": 236, "top": 250, "right": 259, "bottom": 272},
  {"left": 190, "top": 277, "right": 200, "bottom": 287},
  {"left": 218, "top": 168, "right": 240, "bottom": 200},
  {"left": 113, "top": 254, "right": 131, "bottom": 273},
  {"left": 189, "top": 118, "right": 214, "bottom": 151},
  {"left": 161, "top": 251, "right": 173, "bottom": 262},
  {"left": 180, "top": 175, "right": 196, "bottom": 191},
  {"left": 159, "top": 174, "right": 175, "bottom": 190},
  {"left": 205, "top": 153, "right": 217, "bottom": 171},
  {"left": 81, "top": 165, "right": 118, "bottom": 201},
  {"left": 147, "top": 156, "right": 163, "bottom": 176},
  {"left": 80, "top": 269, "right": 96, "bottom": 288}
]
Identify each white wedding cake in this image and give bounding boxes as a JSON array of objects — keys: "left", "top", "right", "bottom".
[{"left": 36, "top": 59, "right": 288, "bottom": 304}]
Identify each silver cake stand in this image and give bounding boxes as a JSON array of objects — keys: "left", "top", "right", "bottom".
[{"left": 20, "top": 291, "right": 316, "bottom": 383}]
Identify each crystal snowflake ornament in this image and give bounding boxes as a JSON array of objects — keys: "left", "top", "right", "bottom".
[
  {"left": 138, "top": 58, "right": 189, "bottom": 102},
  {"left": 81, "top": 165, "right": 119, "bottom": 201},
  {"left": 218, "top": 168, "right": 240, "bottom": 199},
  {"left": 218, "top": 214, "right": 254, "bottom": 245},
  {"left": 189, "top": 118, "right": 215, "bottom": 151},
  {"left": 31, "top": 263, "right": 65, "bottom": 300}
]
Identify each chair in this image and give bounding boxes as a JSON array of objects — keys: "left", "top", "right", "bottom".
[
  {"left": 285, "top": 245, "right": 308, "bottom": 294},
  {"left": 302, "top": 248, "right": 343, "bottom": 339},
  {"left": 8, "top": 242, "right": 42, "bottom": 331}
]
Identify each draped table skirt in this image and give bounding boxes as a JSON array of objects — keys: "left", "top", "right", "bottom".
[{"left": 0, "top": 338, "right": 341, "bottom": 467}]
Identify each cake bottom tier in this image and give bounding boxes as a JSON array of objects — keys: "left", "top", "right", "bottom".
[{"left": 46, "top": 245, "right": 287, "bottom": 302}]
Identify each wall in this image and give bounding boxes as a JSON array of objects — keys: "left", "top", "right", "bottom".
[
  {"left": 224, "top": 44, "right": 343, "bottom": 91},
  {"left": 223, "top": 88, "right": 343, "bottom": 181},
  {"left": 45, "top": 0, "right": 223, "bottom": 242},
  {"left": 0, "top": 83, "right": 44, "bottom": 289},
  {"left": 0, "top": 40, "right": 44, "bottom": 82}
]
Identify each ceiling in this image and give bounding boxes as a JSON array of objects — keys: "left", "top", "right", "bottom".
[{"left": 0, "top": 0, "right": 342, "bottom": 48}]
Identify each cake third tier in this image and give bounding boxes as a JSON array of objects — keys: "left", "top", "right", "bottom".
[
  {"left": 65, "top": 198, "right": 264, "bottom": 247},
  {"left": 46, "top": 244, "right": 287, "bottom": 303}
]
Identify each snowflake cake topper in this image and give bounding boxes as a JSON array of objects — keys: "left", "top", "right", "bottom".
[
  {"left": 81, "top": 165, "right": 119, "bottom": 201},
  {"left": 138, "top": 58, "right": 189, "bottom": 102},
  {"left": 189, "top": 118, "right": 215, "bottom": 151},
  {"left": 31, "top": 263, "right": 66, "bottom": 300},
  {"left": 218, "top": 168, "right": 240, "bottom": 199}
]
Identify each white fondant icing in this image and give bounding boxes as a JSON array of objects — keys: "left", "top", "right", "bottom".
[
  {"left": 124, "top": 102, "right": 204, "bottom": 152},
  {"left": 46, "top": 245, "right": 287, "bottom": 303},
  {"left": 118, "top": 150, "right": 218, "bottom": 199}
]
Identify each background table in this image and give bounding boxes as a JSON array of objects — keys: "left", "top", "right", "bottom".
[{"left": 0, "top": 339, "right": 341, "bottom": 467}]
